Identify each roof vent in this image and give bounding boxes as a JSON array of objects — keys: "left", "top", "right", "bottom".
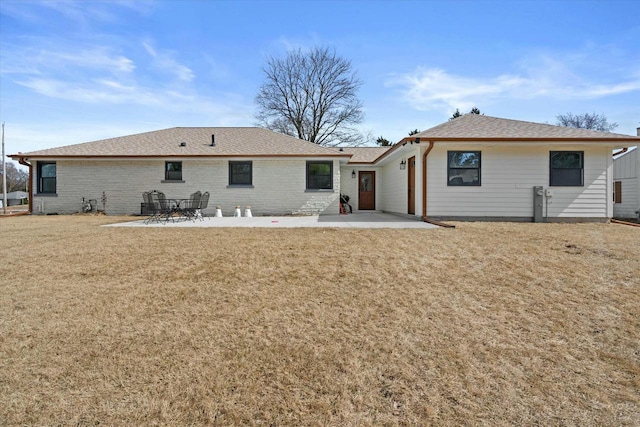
[
  {"left": 210, "top": 134, "right": 216, "bottom": 147},
  {"left": 179, "top": 142, "right": 186, "bottom": 147}
]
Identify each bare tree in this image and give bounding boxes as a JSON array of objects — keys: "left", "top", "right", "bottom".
[
  {"left": 0, "top": 162, "right": 28, "bottom": 193},
  {"left": 255, "top": 47, "right": 364, "bottom": 146},
  {"left": 556, "top": 112, "right": 618, "bottom": 132}
]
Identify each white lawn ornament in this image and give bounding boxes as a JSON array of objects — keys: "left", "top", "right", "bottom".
[
  {"left": 244, "top": 206, "right": 252, "bottom": 217},
  {"left": 234, "top": 205, "right": 241, "bottom": 217},
  {"left": 215, "top": 206, "right": 223, "bottom": 217}
]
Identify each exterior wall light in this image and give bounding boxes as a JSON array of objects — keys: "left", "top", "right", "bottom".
[
  {"left": 351, "top": 170, "right": 356, "bottom": 178},
  {"left": 400, "top": 160, "right": 407, "bottom": 170}
]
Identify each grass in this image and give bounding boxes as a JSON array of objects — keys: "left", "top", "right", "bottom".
[{"left": 1, "top": 215, "right": 639, "bottom": 426}]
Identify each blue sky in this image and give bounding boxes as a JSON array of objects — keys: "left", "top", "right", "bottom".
[{"left": 1, "top": 0, "right": 639, "bottom": 159}]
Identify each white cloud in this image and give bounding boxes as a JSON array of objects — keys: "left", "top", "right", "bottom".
[
  {"left": 142, "top": 40, "right": 195, "bottom": 82},
  {"left": 14, "top": 75, "right": 253, "bottom": 124},
  {"left": 390, "top": 56, "right": 640, "bottom": 113},
  {"left": 3, "top": 81, "right": 255, "bottom": 154},
  {"left": 390, "top": 68, "right": 523, "bottom": 112},
  {"left": 577, "top": 81, "right": 640, "bottom": 97},
  {"left": 57, "top": 49, "right": 136, "bottom": 73},
  {"left": 16, "top": 76, "right": 189, "bottom": 107},
  {"left": 3, "top": 37, "right": 198, "bottom": 109},
  {"left": 157, "top": 57, "right": 195, "bottom": 82},
  {"left": 142, "top": 41, "right": 157, "bottom": 57},
  {"left": 1, "top": 0, "right": 155, "bottom": 25},
  {"left": 1, "top": 45, "right": 135, "bottom": 75}
]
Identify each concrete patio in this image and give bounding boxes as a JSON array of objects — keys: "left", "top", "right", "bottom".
[{"left": 106, "top": 212, "right": 440, "bottom": 229}]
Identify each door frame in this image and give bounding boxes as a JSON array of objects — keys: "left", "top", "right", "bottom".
[
  {"left": 408, "top": 156, "right": 415, "bottom": 214},
  {"left": 358, "top": 171, "right": 376, "bottom": 210}
]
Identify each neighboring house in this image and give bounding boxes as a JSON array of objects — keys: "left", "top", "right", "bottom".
[
  {"left": 613, "top": 146, "right": 640, "bottom": 219},
  {"left": 10, "top": 115, "right": 640, "bottom": 221},
  {"left": 0, "top": 191, "right": 28, "bottom": 207}
]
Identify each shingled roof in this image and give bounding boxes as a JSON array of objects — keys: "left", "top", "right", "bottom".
[
  {"left": 411, "top": 114, "right": 640, "bottom": 141},
  {"left": 11, "top": 127, "right": 351, "bottom": 159},
  {"left": 340, "top": 147, "right": 392, "bottom": 163}
]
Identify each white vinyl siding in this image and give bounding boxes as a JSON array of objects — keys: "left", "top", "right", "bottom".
[
  {"left": 425, "top": 144, "right": 612, "bottom": 219},
  {"left": 613, "top": 148, "right": 639, "bottom": 218},
  {"left": 380, "top": 147, "right": 421, "bottom": 216},
  {"left": 380, "top": 160, "right": 405, "bottom": 214}
]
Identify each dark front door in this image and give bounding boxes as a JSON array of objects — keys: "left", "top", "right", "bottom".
[
  {"left": 408, "top": 156, "right": 415, "bottom": 214},
  {"left": 358, "top": 171, "right": 375, "bottom": 210}
]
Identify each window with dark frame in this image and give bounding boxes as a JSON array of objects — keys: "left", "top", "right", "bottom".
[
  {"left": 37, "top": 161, "right": 57, "bottom": 194},
  {"left": 447, "top": 151, "right": 481, "bottom": 186},
  {"left": 614, "top": 181, "right": 622, "bottom": 204},
  {"left": 165, "top": 161, "right": 182, "bottom": 181},
  {"left": 550, "top": 151, "right": 583, "bottom": 186},
  {"left": 306, "top": 161, "right": 333, "bottom": 190},
  {"left": 229, "top": 161, "right": 252, "bottom": 186}
]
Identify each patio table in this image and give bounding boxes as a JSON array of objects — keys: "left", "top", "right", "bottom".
[{"left": 169, "top": 198, "right": 196, "bottom": 221}]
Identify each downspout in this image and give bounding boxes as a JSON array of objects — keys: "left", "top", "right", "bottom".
[
  {"left": 420, "top": 141, "right": 455, "bottom": 228},
  {"left": 421, "top": 141, "right": 434, "bottom": 221},
  {"left": 18, "top": 157, "right": 32, "bottom": 214}
]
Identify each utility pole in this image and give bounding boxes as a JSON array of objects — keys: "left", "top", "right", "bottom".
[{"left": 2, "top": 123, "right": 7, "bottom": 215}]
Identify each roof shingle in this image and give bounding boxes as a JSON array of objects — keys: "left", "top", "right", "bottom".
[
  {"left": 413, "top": 114, "right": 639, "bottom": 140},
  {"left": 12, "top": 127, "right": 351, "bottom": 158},
  {"left": 340, "top": 147, "right": 392, "bottom": 163}
]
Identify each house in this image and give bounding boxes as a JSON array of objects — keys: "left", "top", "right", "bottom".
[
  {"left": 613, "top": 145, "right": 640, "bottom": 220},
  {"left": 0, "top": 191, "right": 28, "bottom": 207},
  {"left": 10, "top": 115, "right": 640, "bottom": 221},
  {"left": 343, "top": 114, "right": 640, "bottom": 222},
  {"left": 10, "top": 127, "right": 351, "bottom": 216}
]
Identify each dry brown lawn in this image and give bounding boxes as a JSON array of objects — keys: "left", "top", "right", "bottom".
[{"left": 1, "top": 216, "right": 639, "bottom": 426}]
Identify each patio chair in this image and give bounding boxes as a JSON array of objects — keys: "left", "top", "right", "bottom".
[
  {"left": 146, "top": 190, "right": 174, "bottom": 223},
  {"left": 181, "top": 191, "right": 201, "bottom": 221},
  {"left": 194, "top": 191, "right": 209, "bottom": 221},
  {"left": 157, "top": 191, "right": 175, "bottom": 222},
  {"left": 143, "top": 191, "right": 161, "bottom": 224}
]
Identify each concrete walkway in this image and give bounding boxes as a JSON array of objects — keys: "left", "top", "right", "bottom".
[{"left": 106, "top": 212, "right": 440, "bottom": 229}]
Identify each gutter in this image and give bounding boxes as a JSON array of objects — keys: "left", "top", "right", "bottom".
[
  {"left": 18, "top": 157, "right": 32, "bottom": 214},
  {"left": 8, "top": 153, "right": 353, "bottom": 160}
]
